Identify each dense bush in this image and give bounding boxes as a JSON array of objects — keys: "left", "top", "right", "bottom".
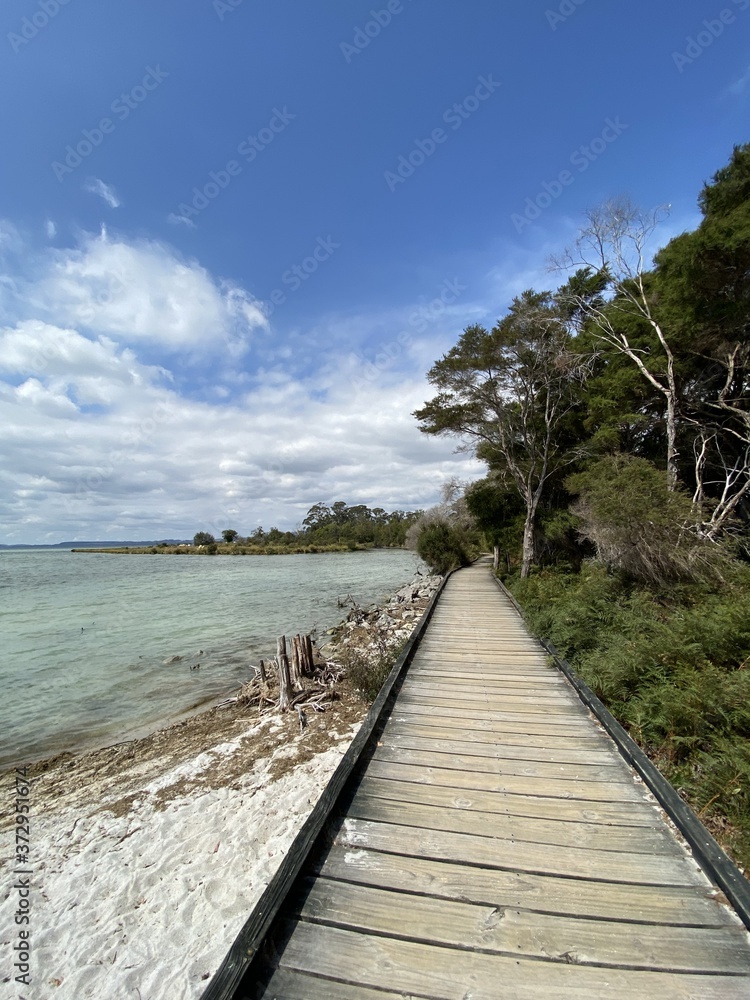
[
  {"left": 511, "top": 563, "right": 750, "bottom": 869},
  {"left": 566, "top": 455, "right": 729, "bottom": 585},
  {"left": 416, "top": 520, "right": 471, "bottom": 574},
  {"left": 344, "top": 646, "right": 398, "bottom": 702}
]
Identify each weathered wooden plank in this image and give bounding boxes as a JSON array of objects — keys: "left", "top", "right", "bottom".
[
  {"left": 390, "top": 710, "right": 608, "bottom": 742},
  {"left": 355, "top": 774, "right": 662, "bottom": 827},
  {"left": 410, "top": 660, "right": 556, "bottom": 673},
  {"left": 405, "top": 666, "right": 565, "bottom": 682},
  {"left": 260, "top": 969, "right": 410, "bottom": 1000},
  {"left": 408, "top": 659, "right": 570, "bottom": 691},
  {"left": 347, "top": 791, "right": 673, "bottom": 854},
  {"left": 405, "top": 671, "right": 568, "bottom": 689},
  {"left": 418, "top": 640, "right": 542, "bottom": 646},
  {"left": 409, "top": 666, "right": 559, "bottom": 681},
  {"left": 416, "top": 634, "right": 543, "bottom": 645},
  {"left": 399, "top": 680, "right": 573, "bottom": 698},
  {"left": 319, "top": 844, "right": 738, "bottom": 926},
  {"left": 382, "top": 723, "right": 625, "bottom": 770},
  {"left": 374, "top": 744, "right": 632, "bottom": 783},
  {"left": 414, "top": 650, "right": 549, "bottom": 662},
  {"left": 397, "top": 700, "right": 591, "bottom": 733},
  {"left": 385, "top": 716, "right": 622, "bottom": 763},
  {"left": 339, "top": 818, "right": 705, "bottom": 885},
  {"left": 366, "top": 758, "right": 648, "bottom": 802},
  {"left": 395, "top": 697, "right": 593, "bottom": 724},
  {"left": 298, "top": 878, "right": 750, "bottom": 974},
  {"left": 274, "top": 923, "right": 750, "bottom": 999},
  {"left": 399, "top": 684, "right": 580, "bottom": 708}
]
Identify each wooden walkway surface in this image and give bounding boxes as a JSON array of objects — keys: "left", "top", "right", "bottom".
[{"left": 255, "top": 561, "right": 750, "bottom": 999}]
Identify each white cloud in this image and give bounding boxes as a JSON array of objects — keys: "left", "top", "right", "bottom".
[
  {"left": 0, "top": 228, "right": 485, "bottom": 543},
  {"left": 45, "top": 220, "right": 57, "bottom": 239},
  {"left": 84, "top": 177, "right": 121, "bottom": 209},
  {"left": 0, "top": 345, "right": 482, "bottom": 542},
  {"left": 31, "top": 229, "right": 268, "bottom": 353}
]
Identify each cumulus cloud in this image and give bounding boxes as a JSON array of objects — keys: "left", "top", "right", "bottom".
[
  {"left": 84, "top": 178, "right": 121, "bottom": 208},
  {"left": 0, "top": 227, "right": 485, "bottom": 543},
  {"left": 30, "top": 229, "right": 268, "bottom": 353},
  {"left": 0, "top": 346, "right": 481, "bottom": 542}
]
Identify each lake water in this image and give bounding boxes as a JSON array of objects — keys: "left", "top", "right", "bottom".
[{"left": 0, "top": 548, "right": 423, "bottom": 768}]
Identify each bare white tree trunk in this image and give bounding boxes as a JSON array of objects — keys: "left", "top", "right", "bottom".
[
  {"left": 555, "top": 199, "right": 680, "bottom": 489},
  {"left": 521, "top": 513, "right": 536, "bottom": 579}
]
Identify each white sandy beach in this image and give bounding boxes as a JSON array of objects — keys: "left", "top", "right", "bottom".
[
  {"left": 1, "top": 572, "right": 439, "bottom": 1000},
  {"left": 1, "top": 710, "right": 362, "bottom": 1000}
]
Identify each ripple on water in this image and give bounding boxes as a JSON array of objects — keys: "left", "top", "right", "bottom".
[{"left": 0, "top": 548, "right": 424, "bottom": 766}]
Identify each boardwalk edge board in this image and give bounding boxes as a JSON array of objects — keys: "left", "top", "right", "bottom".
[
  {"left": 493, "top": 573, "right": 750, "bottom": 932},
  {"left": 200, "top": 570, "right": 452, "bottom": 1000}
]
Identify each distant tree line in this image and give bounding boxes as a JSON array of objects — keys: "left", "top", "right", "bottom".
[{"left": 193, "top": 501, "right": 421, "bottom": 551}]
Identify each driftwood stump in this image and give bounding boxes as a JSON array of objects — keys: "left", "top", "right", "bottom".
[
  {"left": 289, "top": 635, "right": 303, "bottom": 691},
  {"left": 276, "top": 637, "right": 292, "bottom": 711}
]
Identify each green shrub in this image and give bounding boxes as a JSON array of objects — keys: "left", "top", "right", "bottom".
[
  {"left": 416, "top": 520, "right": 471, "bottom": 574},
  {"left": 510, "top": 562, "right": 750, "bottom": 869},
  {"left": 344, "top": 647, "right": 396, "bottom": 701},
  {"left": 566, "top": 455, "right": 729, "bottom": 585}
]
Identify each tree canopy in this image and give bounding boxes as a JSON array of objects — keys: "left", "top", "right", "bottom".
[{"left": 415, "top": 142, "right": 750, "bottom": 578}]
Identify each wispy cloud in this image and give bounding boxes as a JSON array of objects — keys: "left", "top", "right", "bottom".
[
  {"left": 45, "top": 219, "right": 57, "bottom": 239},
  {"left": 84, "top": 178, "right": 121, "bottom": 209},
  {"left": 728, "top": 65, "right": 750, "bottom": 96}
]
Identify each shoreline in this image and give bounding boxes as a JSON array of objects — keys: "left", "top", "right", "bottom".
[
  {"left": 0, "top": 570, "right": 440, "bottom": 1000},
  {"left": 6, "top": 566, "right": 439, "bottom": 777},
  {"left": 1, "top": 548, "right": 424, "bottom": 771},
  {"left": 70, "top": 543, "right": 387, "bottom": 555}
]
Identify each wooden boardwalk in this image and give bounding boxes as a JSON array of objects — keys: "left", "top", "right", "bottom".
[{"left": 252, "top": 562, "right": 750, "bottom": 999}]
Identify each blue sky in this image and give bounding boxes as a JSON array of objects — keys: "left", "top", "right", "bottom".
[{"left": 1, "top": 0, "right": 748, "bottom": 543}]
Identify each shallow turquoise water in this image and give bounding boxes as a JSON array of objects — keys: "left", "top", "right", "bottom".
[{"left": 0, "top": 548, "right": 423, "bottom": 767}]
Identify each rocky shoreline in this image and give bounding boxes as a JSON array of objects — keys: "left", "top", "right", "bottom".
[{"left": 322, "top": 570, "right": 443, "bottom": 660}]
